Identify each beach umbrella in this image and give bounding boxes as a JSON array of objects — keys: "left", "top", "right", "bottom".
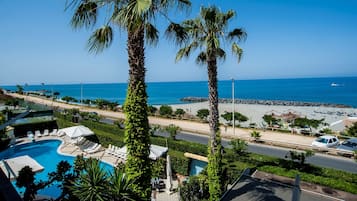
[
  {"left": 166, "top": 154, "right": 172, "bottom": 193},
  {"left": 59, "top": 125, "right": 94, "bottom": 139}
]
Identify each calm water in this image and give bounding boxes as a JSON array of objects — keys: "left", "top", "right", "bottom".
[
  {"left": 0, "top": 140, "right": 113, "bottom": 198},
  {"left": 2, "top": 77, "right": 357, "bottom": 107}
]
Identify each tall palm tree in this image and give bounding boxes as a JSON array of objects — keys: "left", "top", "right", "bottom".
[
  {"left": 67, "top": 0, "right": 190, "bottom": 199},
  {"left": 166, "top": 6, "right": 246, "bottom": 200}
]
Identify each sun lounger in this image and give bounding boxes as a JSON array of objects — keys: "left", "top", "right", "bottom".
[
  {"left": 105, "top": 144, "right": 114, "bottom": 155},
  {"left": 43, "top": 129, "right": 49, "bottom": 136},
  {"left": 50, "top": 129, "right": 58, "bottom": 136},
  {"left": 86, "top": 144, "right": 102, "bottom": 154},
  {"left": 83, "top": 143, "right": 98, "bottom": 152},
  {"left": 35, "top": 130, "right": 42, "bottom": 138},
  {"left": 27, "top": 131, "right": 33, "bottom": 136},
  {"left": 57, "top": 131, "right": 65, "bottom": 137}
]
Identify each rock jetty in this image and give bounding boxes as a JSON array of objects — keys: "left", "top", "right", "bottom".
[{"left": 180, "top": 97, "right": 351, "bottom": 108}]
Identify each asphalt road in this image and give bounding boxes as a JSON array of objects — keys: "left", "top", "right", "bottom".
[{"left": 156, "top": 131, "right": 357, "bottom": 174}]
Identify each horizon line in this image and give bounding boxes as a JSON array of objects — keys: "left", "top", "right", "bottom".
[{"left": 1, "top": 75, "right": 356, "bottom": 86}]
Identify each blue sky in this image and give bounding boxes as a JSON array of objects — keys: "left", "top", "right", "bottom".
[{"left": 0, "top": 0, "right": 356, "bottom": 85}]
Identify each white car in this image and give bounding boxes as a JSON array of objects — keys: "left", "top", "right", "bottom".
[{"left": 311, "top": 135, "right": 339, "bottom": 148}]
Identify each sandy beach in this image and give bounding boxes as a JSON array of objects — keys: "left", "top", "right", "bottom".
[{"left": 169, "top": 101, "right": 357, "bottom": 131}]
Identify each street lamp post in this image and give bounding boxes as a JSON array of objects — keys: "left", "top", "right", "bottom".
[
  {"left": 232, "top": 78, "right": 235, "bottom": 135},
  {"left": 80, "top": 82, "right": 83, "bottom": 105}
]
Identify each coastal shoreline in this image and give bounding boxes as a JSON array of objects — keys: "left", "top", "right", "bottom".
[{"left": 180, "top": 97, "right": 352, "bottom": 108}]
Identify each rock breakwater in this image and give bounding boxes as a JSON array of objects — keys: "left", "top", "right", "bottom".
[{"left": 180, "top": 97, "right": 351, "bottom": 108}]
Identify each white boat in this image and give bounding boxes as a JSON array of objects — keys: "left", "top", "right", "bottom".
[{"left": 331, "top": 82, "right": 338, "bottom": 87}]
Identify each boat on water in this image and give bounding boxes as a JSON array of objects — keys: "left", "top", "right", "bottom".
[{"left": 331, "top": 82, "right": 340, "bottom": 87}]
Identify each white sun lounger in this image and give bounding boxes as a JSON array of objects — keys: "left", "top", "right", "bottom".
[
  {"left": 57, "top": 131, "right": 66, "bottom": 137},
  {"left": 86, "top": 144, "right": 102, "bottom": 154},
  {"left": 43, "top": 129, "right": 49, "bottom": 136},
  {"left": 50, "top": 129, "right": 58, "bottom": 136},
  {"left": 35, "top": 130, "right": 42, "bottom": 138},
  {"left": 105, "top": 144, "right": 114, "bottom": 154},
  {"left": 83, "top": 143, "right": 98, "bottom": 152}
]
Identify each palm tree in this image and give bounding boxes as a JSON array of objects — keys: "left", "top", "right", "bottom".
[
  {"left": 71, "top": 159, "right": 110, "bottom": 201},
  {"left": 109, "top": 168, "right": 138, "bottom": 201},
  {"left": 166, "top": 6, "right": 246, "bottom": 200},
  {"left": 67, "top": 0, "right": 190, "bottom": 198}
]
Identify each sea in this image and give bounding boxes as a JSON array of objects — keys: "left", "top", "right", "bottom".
[{"left": 2, "top": 77, "right": 357, "bottom": 108}]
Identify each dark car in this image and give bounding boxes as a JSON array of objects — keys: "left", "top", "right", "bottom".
[{"left": 337, "top": 138, "right": 357, "bottom": 152}]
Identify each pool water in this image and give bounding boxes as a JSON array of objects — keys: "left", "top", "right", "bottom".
[
  {"left": 0, "top": 140, "right": 113, "bottom": 198},
  {"left": 189, "top": 159, "right": 207, "bottom": 176}
]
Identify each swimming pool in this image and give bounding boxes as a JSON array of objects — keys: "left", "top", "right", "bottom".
[
  {"left": 0, "top": 140, "right": 113, "bottom": 198},
  {"left": 189, "top": 159, "right": 207, "bottom": 176}
]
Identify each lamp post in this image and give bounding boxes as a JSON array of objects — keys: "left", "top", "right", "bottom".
[
  {"left": 80, "top": 82, "right": 83, "bottom": 105},
  {"left": 232, "top": 78, "right": 235, "bottom": 135}
]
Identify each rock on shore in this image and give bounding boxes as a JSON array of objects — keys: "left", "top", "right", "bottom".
[{"left": 180, "top": 97, "right": 351, "bottom": 108}]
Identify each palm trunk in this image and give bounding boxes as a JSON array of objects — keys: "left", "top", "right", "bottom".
[
  {"left": 207, "top": 55, "right": 223, "bottom": 200},
  {"left": 124, "top": 24, "right": 151, "bottom": 200}
]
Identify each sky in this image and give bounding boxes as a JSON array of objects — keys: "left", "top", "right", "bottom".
[{"left": 0, "top": 0, "right": 357, "bottom": 85}]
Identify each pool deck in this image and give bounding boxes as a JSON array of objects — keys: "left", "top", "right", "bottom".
[{"left": 16, "top": 136, "right": 180, "bottom": 201}]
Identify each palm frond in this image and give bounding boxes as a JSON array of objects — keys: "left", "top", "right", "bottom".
[
  {"left": 176, "top": 41, "right": 198, "bottom": 62},
  {"left": 165, "top": 22, "right": 188, "bottom": 45},
  {"left": 145, "top": 23, "right": 159, "bottom": 45},
  {"left": 71, "top": 1, "right": 98, "bottom": 29},
  {"left": 134, "top": 0, "right": 152, "bottom": 15},
  {"left": 87, "top": 25, "right": 113, "bottom": 54},
  {"left": 216, "top": 48, "right": 226, "bottom": 61},
  {"left": 227, "top": 28, "right": 247, "bottom": 42},
  {"left": 195, "top": 51, "right": 207, "bottom": 65},
  {"left": 232, "top": 42, "right": 243, "bottom": 62}
]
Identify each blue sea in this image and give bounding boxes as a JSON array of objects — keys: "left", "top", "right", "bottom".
[{"left": 2, "top": 77, "right": 357, "bottom": 107}]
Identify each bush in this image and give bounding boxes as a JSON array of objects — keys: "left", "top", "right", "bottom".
[
  {"left": 159, "top": 105, "right": 173, "bottom": 116},
  {"left": 196, "top": 109, "right": 209, "bottom": 121},
  {"left": 179, "top": 175, "right": 209, "bottom": 201},
  {"left": 164, "top": 124, "right": 181, "bottom": 140},
  {"left": 169, "top": 150, "right": 189, "bottom": 175},
  {"left": 250, "top": 130, "right": 261, "bottom": 141},
  {"left": 175, "top": 108, "right": 185, "bottom": 118},
  {"left": 229, "top": 139, "right": 247, "bottom": 154},
  {"left": 346, "top": 122, "right": 357, "bottom": 137},
  {"left": 147, "top": 105, "right": 158, "bottom": 115}
]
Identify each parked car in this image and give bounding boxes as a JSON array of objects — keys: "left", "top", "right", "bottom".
[
  {"left": 311, "top": 135, "right": 339, "bottom": 148},
  {"left": 337, "top": 138, "right": 357, "bottom": 152}
]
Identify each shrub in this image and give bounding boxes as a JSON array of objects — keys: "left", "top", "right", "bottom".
[
  {"left": 164, "top": 124, "right": 181, "bottom": 140},
  {"left": 250, "top": 130, "right": 261, "bottom": 141},
  {"left": 175, "top": 108, "right": 185, "bottom": 118},
  {"left": 147, "top": 105, "right": 158, "bottom": 115},
  {"left": 169, "top": 150, "right": 189, "bottom": 175},
  {"left": 346, "top": 122, "right": 357, "bottom": 137},
  {"left": 159, "top": 105, "right": 173, "bottom": 116},
  {"left": 229, "top": 139, "right": 247, "bottom": 154},
  {"left": 196, "top": 109, "right": 209, "bottom": 121},
  {"left": 179, "top": 175, "right": 209, "bottom": 201}
]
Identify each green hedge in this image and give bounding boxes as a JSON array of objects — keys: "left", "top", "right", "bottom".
[
  {"left": 81, "top": 120, "right": 124, "bottom": 137},
  {"left": 169, "top": 150, "right": 189, "bottom": 175},
  {"left": 56, "top": 118, "right": 75, "bottom": 128},
  {"left": 258, "top": 166, "right": 357, "bottom": 194}
]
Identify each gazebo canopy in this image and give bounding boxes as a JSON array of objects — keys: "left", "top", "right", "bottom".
[
  {"left": 59, "top": 125, "right": 94, "bottom": 139},
  {"left": 117, "top": 144, "right": 168, "bottom": 160},
  {"left": 0, "top": 155, "right": 44, "bottom": 181}
]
